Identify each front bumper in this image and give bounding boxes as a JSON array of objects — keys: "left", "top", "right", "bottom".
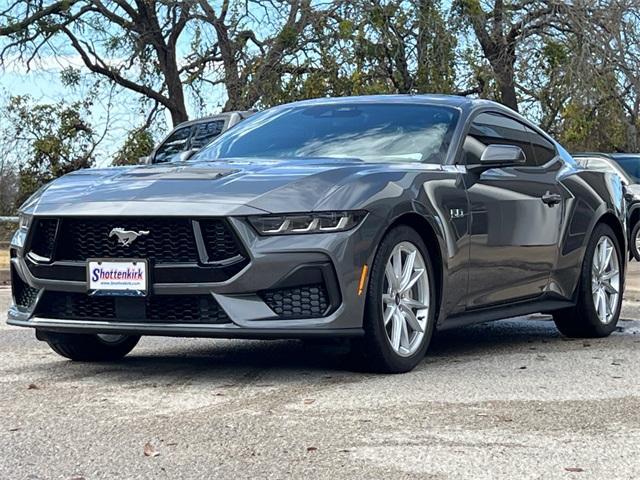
[{"left": 7, "top": 216, "right": 373, "bottom": 338}]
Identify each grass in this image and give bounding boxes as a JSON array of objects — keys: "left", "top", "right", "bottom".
[
  {"left": 0, "top": 249, "right": 8, "bottom": 270},
  {"left": 0, "top": 221, "right": 16, "bottom": 243}
]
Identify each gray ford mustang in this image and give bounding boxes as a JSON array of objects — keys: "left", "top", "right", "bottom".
[{"left": 7, "top": 95, "right": 627, "bottom": 372}]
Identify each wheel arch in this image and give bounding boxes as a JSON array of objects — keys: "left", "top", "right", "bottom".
[{"left": 381, "top": 212, "right": 445, "bottom": 322}]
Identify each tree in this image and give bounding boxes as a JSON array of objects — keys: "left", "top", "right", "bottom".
[
  {"left": 112, "top": 128, "right": 154, "bottom": 166},
  {"left": 6, "top": 95, "right": 97, "bottom": 207},
  {"left": 264, "top": 0, "right": 461, "bottom": 104},
  {"left": 0, "top": 1, "right": 330, "bottom": 125},
  {"left": 0, "top": 102, "right": 19, "bottom": 215},
  {"left": 453, "top": 0, "right": 565, "bottom": 110},
  {"left": 337, "top": 0, "right": 457, "bottom": 94}
]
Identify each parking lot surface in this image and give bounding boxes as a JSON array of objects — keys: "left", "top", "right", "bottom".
[{"left": 2, "top": 288, "right": 640, "bottom": 480}]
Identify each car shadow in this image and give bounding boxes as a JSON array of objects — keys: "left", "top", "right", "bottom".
[{"left": 12, "top": 316, "right": 636, "bottom": 382}]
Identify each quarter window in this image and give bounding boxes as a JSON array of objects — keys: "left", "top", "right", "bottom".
[
  {"left": 523, "top": 126, "right": 557, "bottom": 165},
  {"left": 190, "top": 120, "right": 225, "bottom": 149},
  {"left": 154, "top": 126, "right": 192, "bottom": 163}
]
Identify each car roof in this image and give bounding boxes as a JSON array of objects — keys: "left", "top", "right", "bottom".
[
  {"left": 573, "top": 152, "right": 640, "bottom": 160},
  {"left": 278, "top": 93, "right": 499, "bottom": 109},
  {"left": 610, "top": 153, "right": 640, "bottom": 159},
  {"left": 174, "top": 111, "right": 254, "bottom": 129},
  {"left": 573, "top": 153, "right": 615, "bottom": 160}
]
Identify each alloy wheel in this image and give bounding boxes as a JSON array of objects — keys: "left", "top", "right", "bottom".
[
  {"left": 382, "top": 241, "right": 430, "bottom": 357},
  {"left": 591, "top": 236, "right": 620, "bottom": 324}
]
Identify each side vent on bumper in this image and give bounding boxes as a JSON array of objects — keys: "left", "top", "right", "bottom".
[
  {"left": 11, "top": 267, "right": 40, "bottom": 309},
  {"left": 260, "top": 284, "right": 330, "bottom": 319}
]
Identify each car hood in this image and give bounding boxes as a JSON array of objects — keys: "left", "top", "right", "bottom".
[{"left": 23, "top": 158, "right": 401, "bottom": 216}]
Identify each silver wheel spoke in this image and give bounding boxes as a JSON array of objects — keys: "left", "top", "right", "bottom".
[
  {"left": 400, "top": 305, "right": 424, "bottom": 333},
  {"left": 382, "top": 293, "right": 394, "bottom": 305},
  {"left": 602, "top": 280, "right": 618, "bottom": 295},
  {"left": 399, "top": 250, "right": 416, "bottom": 290},
  {"left": 598, "top": 289, "right": 607, "bottom": 321},
  {"left": 383, "top": 306, "right": 395, "bottom": 325},
  {"left": 594, "top": 287, "right": 602, "bottom": 311},
  {"left": 385, "top": 262, "right": 398, "bottom": 290},
  {"left": 390, "top": 312, "right": 402, "bottom": 351},
  {"left": 400, "top": 268, "right": 425, "bottom": 293},
  {"left": 403, "top": 298, "right": 429, "bottom": 310},
  {"left": 393, "top": 249, "right": 402, "bottom": 279},
  {"left": 400, "top": 317, "right": 410, "bottom": 350}
]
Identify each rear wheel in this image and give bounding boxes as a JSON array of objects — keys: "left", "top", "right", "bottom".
[
  {"left": 38, "top": 331, "right": 140, "bottom": 361},
  {"left": 356, "top": 225, "right": 437, "bottom": 373},
  {"left": 553, "top": 224, "right": 623, "bottom": 337},
  {"left": 630, "top": 221, "right": 640, "bottom": 261}
]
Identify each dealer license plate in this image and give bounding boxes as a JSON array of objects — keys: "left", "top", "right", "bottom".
[{"left": 87, "top": 259, "right": 148, "bottom": 296}]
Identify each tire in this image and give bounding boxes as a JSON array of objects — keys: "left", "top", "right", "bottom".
[
  {"left": 39, "top": 331, "right": 140, "bottom": 361},
  {"left": 553, "top": 223, "right": 623, "bottom": 338},
  {"left": 630, "top": 221, "right": 640, "bottom": 261},
  {"left": 355, "top": 225, "right": 437, "bottom": 373}
]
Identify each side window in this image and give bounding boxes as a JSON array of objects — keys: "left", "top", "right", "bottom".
[
  {"left": 523, "top": 126, "right": 556, "bottom": 165},
  {"left": 587, "top": 158, "right": 619, "bottom": 175},
  {"left": 574, "top": 157, "right": 589, "bottom": 167},
  {"left": 463, "top": 112, "right": 537, "bottom": 167},
  {"left": 154, "top": 126, "right": 192, "bottom": 163},
  {"left": 189, "top": 120, "right": 225, "bottom": 149}
]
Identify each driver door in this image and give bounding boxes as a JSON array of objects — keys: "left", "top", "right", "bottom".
[{"left": 462, "top": 112, "right": 565, "bottom": 308}]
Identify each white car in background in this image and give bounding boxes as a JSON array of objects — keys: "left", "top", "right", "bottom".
[{"left": 144, "top": 111, "right": 254, "bottom": 164}]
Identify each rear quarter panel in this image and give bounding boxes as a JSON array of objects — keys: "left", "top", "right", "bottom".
[{"left": 551, "top": 169, "right": 626, "bottom": 300}]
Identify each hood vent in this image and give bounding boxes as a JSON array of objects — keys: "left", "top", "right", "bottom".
[{"left": 119, "top": 167, "right": 238, "bottom": 180}]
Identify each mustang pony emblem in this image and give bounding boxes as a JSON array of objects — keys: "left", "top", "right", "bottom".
[{"left": 109, "top": 228, "right": 149, "bottom": 247}]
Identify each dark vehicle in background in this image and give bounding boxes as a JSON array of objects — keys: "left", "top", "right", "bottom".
[
  {"left": 142, "top": 111, "right": 254, "bottom": 164},
  {"left": 8, "top": 95, "right": 627, "bottom": 373},
  {"left": 574, "top": 153, "right": 640, "bottom": 260}
]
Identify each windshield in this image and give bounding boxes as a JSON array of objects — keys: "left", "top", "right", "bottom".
[
  {"left": 194, "top": 103, "right": 460, "bottom": 164},
  {"left": 612, "top": 155, "right": 640, "bottom": 182}
]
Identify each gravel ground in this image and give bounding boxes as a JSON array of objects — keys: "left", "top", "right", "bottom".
[{"left": 2, "top": 288, "right": 640, "bottom": 480}]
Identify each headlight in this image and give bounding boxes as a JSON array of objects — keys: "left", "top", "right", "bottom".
[
  {"left": 18, "top": 213, "right": 32, "bottom": 231},
  {"left": 248, "top": 211, "right": 367, "bottom": 235}
]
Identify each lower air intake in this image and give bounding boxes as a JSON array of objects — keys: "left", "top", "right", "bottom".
[{"left": 260, "top": 284, "right": 330, "bottom": 319}]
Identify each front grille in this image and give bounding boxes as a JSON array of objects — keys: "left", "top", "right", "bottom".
[
  {"left": 11, "top": 268, "right": 40, "bottom": 309},
  {"left": 29, "top": 219, "right": 58, "bottom": 259},
  {"left": 56, "top": 218, "right": 199, "bottom": 263},
  {"left": 37, "top": 292, "right": 230, "bottom": 324},
  {"left": 261, "top": 284, "right": 330, "bottom": 319},
  {"left": 146, "top": 295, "right": 230, "bottom": 323},
  {"left": 39, "top": 292, "right": 116, "bottom": 320},
  {"left": 199, "top": 219, "right": 244, "bottom": 262}
]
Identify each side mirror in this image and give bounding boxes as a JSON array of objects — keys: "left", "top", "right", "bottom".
[
  {"left": 138, "top": 156, "right": 151, "bottom": 165},
  {"left": 178, "top": 148, "right": 199, "bottom": 162},
  {"left": 469, "top": 144, "right": 526, "bottom": 171}
]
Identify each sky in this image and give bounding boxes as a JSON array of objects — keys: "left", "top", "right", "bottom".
[
  {"left": 0, "top": 52, "right": 228, "bottom": 167},
  {"left": 1, "top": 59, "right": 158, "bottom": 166}
]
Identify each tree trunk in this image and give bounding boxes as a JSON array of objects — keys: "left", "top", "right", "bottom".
[
  {"left": 496, "top": 70, "right": 518, "bottom": 111},
  {"left": 485, "top": 47, "right": 518, "bottom": 111}
]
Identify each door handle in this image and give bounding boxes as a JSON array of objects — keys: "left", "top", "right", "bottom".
[{"left": 541, "top": 191, "right": 562, "bottom": 206}]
